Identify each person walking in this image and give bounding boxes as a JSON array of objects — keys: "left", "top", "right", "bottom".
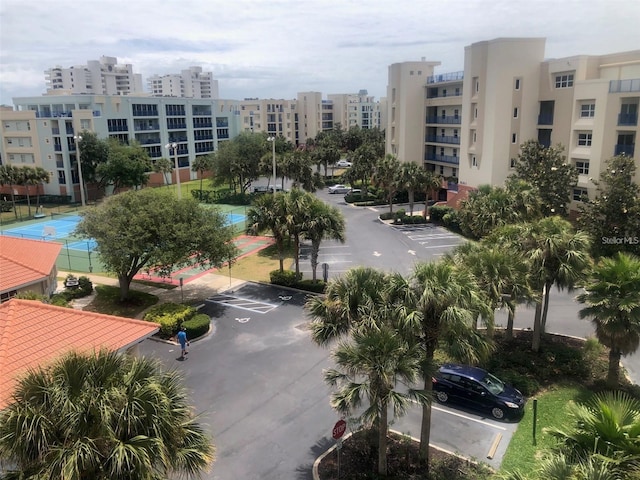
[{"left": 177, "top": 327, "right": 190, "bottom": 360}]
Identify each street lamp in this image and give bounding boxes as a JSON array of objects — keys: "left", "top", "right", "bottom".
[
  {"left": 164, "top": 142, "right": 182, "bottom": 199},
  {"left": 73, "top": 135, "right": 86, "bottom": 207},
  {"left": 267, "top": 136, "right": 276, "bottom": 193}
]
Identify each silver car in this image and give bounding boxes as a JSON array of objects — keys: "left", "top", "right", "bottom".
[{"left": 328, "top": 184, "right": 351, "bottom": 194}]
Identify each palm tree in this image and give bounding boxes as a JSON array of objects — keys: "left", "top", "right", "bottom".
[
  {"left": 419, "top": 170, "right": 442, "bottom": 219},
  {"left": 0, "top": 350, "right": 214, "bottom": 479},
  {"left": 246, "top": 193, "right": 289, "bottom": 272},
  {"left": 372, "top": 154, "right": 402, "bottom": 213},
  {"left": 19, "top": 166, "right": 39, "bottom": 217},
  {"left": 0, "top": 164, "right": 21, "bottom": 219},
  {"left": 33, "top": 166, "right": 50, "bottom": 213},
  {"left": 577, "top": 252, "right": 640, "bottom": 388},
  {"left": 153, "top": 157, "right": 174, "bottom": 188},
  {"left": 192, "top": 153, "right": 214, "bottom": 200},
  {"left": 303, "top": 198, "right": 345, "bottom": 281},
  {"left": 545, "top": 391, "right": 640, "bottom": 475},
  {"left": 399, "top": 162, "right": 424, "bottom": 216},
  {"left": 283, "top": 188, "right": 313, "bottom": 277},
  {"left": 326, "top": 320, "right": 424, "bottom": 477}
]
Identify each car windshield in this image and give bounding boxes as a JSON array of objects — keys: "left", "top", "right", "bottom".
[{"left": 479, "top": 372, "right": 505, "bottom": 395}]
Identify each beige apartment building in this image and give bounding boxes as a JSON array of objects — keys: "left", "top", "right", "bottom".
[
  {"left": 387, "top": 38, "right": 640, "bottom": 213},
  {"left": 328, "top": 90, "right": 382, "bottom": 130},
  {"left": 147, "top": 66, "right": 219, "bottom": 99}
]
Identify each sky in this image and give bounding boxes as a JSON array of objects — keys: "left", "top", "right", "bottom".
[{"left": 1, "top": 0, "right": 639, "bottom": 106}]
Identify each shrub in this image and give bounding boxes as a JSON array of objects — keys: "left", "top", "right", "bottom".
[
  {"left": 294, "top": 279, "right": 326, "bottom": 293},
  {"left": 49, "top": 294, "right": 70, "bottom": 307},
  {"left": 144, "top": 303, "right": 197, "bottom": 337},
  {"left": 181, "top": 313, "right": 210, "bottom": 339},
  {"left": 393, "top": 209, "right": 406, "bottom": 224},
  {"left": 442, "top": 210, "right": 462, "bottom": 232},
  {"left": 402, "top": 215, "right": 428, "bottom": 225},
  {"left": 379, "top": 211, "right": 394, "bottom": 221},
  {"left": 270, "top": 269, "right": 301, "bottom": 287},
  {"left": 60, "top": 275, "right": 93, "bottom": 301},
  {"left": 429, "top": 205, "right": 454, "bottom": 223}
]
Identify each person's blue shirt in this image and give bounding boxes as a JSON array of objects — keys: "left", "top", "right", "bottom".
[{"left": 177, "top": 330, "right": 187, "bottom": 347}]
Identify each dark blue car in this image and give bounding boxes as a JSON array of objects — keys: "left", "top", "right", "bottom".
[{"left": 432, "top": 363, "right": 525, "bottom": 420}]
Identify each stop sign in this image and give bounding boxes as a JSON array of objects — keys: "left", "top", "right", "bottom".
[{"left": 332, "top": 419, "right": 347, "bottom": 439}]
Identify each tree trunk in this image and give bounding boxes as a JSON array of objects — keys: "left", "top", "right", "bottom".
[
  {"left": 378, "top": 400, "right": 388, "bottom": 477},
  {"left": 294, "top": 235, "right": 300, "bottom": 277},
  {"left": 118, "top": 274, "right": 132, "bottom": 301},
  {"left": 532, "top": 301, "right": 543, "bottom": 352},
  {"left": 607, "top": 347, "right": 621, "bottom": 389},
  {"left": 25, "top": 184, "right": 32, "bottom": 217},
  {"left": 506, "top": 300, "right": 515, "bottom": 340},
  {"left": 310, "top": 241, "right": 319, "bottom": 281},
  {"left": 419, "top": 375, "right": 432, "bottom": 472},
  {"left": 408, "top": 190, "right": 415, "bottom": 216},
  {"left": 10, "top": 184, "right": 17, "bottom": 219},
  {"left": 541, "top": 281, "right": 552, "bottom": 332}
]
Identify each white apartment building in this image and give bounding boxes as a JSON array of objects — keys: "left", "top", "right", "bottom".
[
  {"left": 238, "top": 98, "right": 298, "bottom": 144},
  {"left": 44, "top": 56, "right": 144, "bottom": 96},
  {"left": 328, "top": 90, "right": 382, "bottom": 130},
  {"left": 0, "top": 95, "right": 242, "bottom": 203},
  {"left": 147, "top": 66, "right": 219, "bottom": 99},
  {"left": 387, "top": 38, "right": 640, "bottom": 214}
]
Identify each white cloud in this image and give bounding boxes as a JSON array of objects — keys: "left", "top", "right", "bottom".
[{"left": 1, "top": 0, "right": 639, "bottom": 104}]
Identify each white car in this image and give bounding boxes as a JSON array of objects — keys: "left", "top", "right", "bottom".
[
  {"left": 328, "top": 184, "right": 351, "bottom": 194},
  {"left": 336, "top": 160, "right": 352, "bottom": 168}
]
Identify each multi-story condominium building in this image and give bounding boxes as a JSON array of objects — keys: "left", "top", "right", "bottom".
[
  {"left": 44, "top": 56, "right": 144, "bottom": 96},
  {"left": 0, "top": 95, "right": 242, "bottom": 203},
  {"left": 147, "top": 67, "right": 219, "bottom": 99},
  {"left": 387, "top": 38, "right": 640, "bottom": 214},
  {"left": 328, "top": 90, "right": 382, "bottom": 130},
  {"left": 296, "top": 92, "right": 334, "bottom": 144},
  {"left": 238, "top": 98, "right": 298, "bottom": 144}
]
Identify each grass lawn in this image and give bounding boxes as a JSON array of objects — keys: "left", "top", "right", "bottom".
[
  {"left": 83, "top": 285, "right": 158, "bottom": 318},
  {"left": 499, "top": 383, "right": 592, "bottom": 477},
  {"left": 227, "top": 243, "right": 294, "bottom": 283}
]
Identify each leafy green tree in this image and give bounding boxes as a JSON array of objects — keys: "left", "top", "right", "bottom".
[
  {"left": 96, "top": 140, "right": 152, "bottom": 192},
  {"left": 420, "top": 170, "right": 443, "bottom": 219},
  {"left": 510, "top": 140, "right": 577, "bottom": 216},
  {"left": 246, "top": 193, "right": 289, "bottom": 272},
  {"left": 303, "top": 199, "right": 345, "bottom": 281},
  {"left": 283, "top": 188, "right": 314, "bottom": 277},
  {"left": 372, "top": 154, "right": 402, "bottom": 213},
  {"left": 76, "top": 188, "right": 237, "bottom": 300},
  {"left": 545, "top": 391, "right": 640, "bottom": 476},
  {"left": 75, "top": 130, "right": 110, "bottom": 185},
  {"left": 399, "top": 162, "right": 424, "bottom": 216},
  {"left": 326, "top": 321, "right": 423, "bottom": 477},
  {"left": 153, "top": 157, "right": 173, "bottom": 187},
  {"left": 577, "top": 252, "right": 640, "bottom": 388},
  {"left": 0, "top": 350, "right": 214, "bottom": 479},
  {"left": 191, "top": 153, "right": 215, "bottom": 200},
  {"left": 344, "top": 143, "right": 379, "bottom": 196},
  {"left": 213, "top": 132, "right": 266, "bottom": 194},
  {"left": 578, "top": 155, "right": 640, "bottom": 258}
]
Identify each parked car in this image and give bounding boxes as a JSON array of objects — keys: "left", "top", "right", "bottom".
[
  {"left": 335, "top": 160, "right": 352, "bottom": 168},
  {"left": 328, "top": 184, "right": 351, "bottom": 194},
  {"left": 254, "top": 185, "right": 283, "bottom": 193},
  {"left": 432, "top": 363, "right": 525, "bottom": 420}
]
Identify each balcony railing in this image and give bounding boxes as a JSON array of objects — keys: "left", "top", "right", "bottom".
[
  {"left": 108, "top": 125, "right": 129, "bottom": 132},
  {"left": 427, "top": 91, "right": 462, "bottom": 99},
  {"left": 54, "top": 145, "right": 62, "bottom": 152},
  {"left": 538, "top": 114, "right": 554, "bottom": 125},
  {"left": 425, "top": 153, "right": 460, "bottom": 165},
  {"left": 618, "top": 113, "right": 638, "bottom": 126},
  {"left": 426, "top": 71, "right": 464, "bottom": 84},
  {"left": 51, "top": 128, "right": 60, "bottom": 135},
  {"left": 615, "top": 144, "right": 635, "bottom": 156},
  {"left": 426, "top": 116, "right": 461, "bottom": 124},
  {"left": 609, "top": 79, "right": 640, "bottom": 93},
  {"left": 167, "top": 123, "right": 187, "bottom": 130},
  {"left": 426, "top": 135, "right": 460, "bottom": 145}
]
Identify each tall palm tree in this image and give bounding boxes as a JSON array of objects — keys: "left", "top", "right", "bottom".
[
  {"left": 419, "top": 170, "right": 443, "bottom": 219},
  {"left": 33, "top": 166, "right": 50, "bottom": 212},
  {"left": 192, "top": 153, "right": 214, "bottom": 200},
  {"left": 246, "top": 192, "right": 289, "bottom": 272},
  {"left": 545, "top": 391, "right": 640, "bottom": 475},
  {"left": 153, "top": 157, "right": 174, "bottom": 188},
  {"left": 303, "top": 198, "right": 345, "bottom": 281},
  {"left": 577, "top": 252, "right": 640, "bottom": 388},
  {"left": 0, "top": 350, "right": 214, "bottom": 479},
  {"left": 372, "top": 154, "right": 402, "bottom": 214},
  {"left": 283, "top": 188, "right": 313, "bottom": 277},
  {"left": 389, "top": 260, "right": 493, "bottom": 464},
  {"left": 399, "top": 161, "right": 424, "bottom": 216},
  {"left": 326, "top": 319, "right": 424, "bottom": 477}
]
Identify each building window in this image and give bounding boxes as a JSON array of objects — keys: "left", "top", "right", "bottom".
[
  {"left": 471, "top": 155, "right": 478, "bottom": 167},
  {"left": 573, "top": 188, "right": 589, "bottom": 201},
  {"left": 575, "top": 160, "right": 590, "bottom": 175},
  {"left": 452, "top": 168, "right": 457, "bottom": 177},
  {"left": 473, "top": 131, "right": 477, "bottom": 143},
  {"left": 515, "top": 78, "right": 521, "bottom": 90},
  {"left": 580, "top": 103, "right": 595, "bottom": 118},
  {"left": 474, "top": 107, "right": 478, "bottom": 119},
  {"left": 474, "top": 77, "right": 479, "bottom": 93},
  {"left": 512, "top": 133, "right": 517, "bottom": 144},
  {"left": 510, "top": 158, "right": 517, "bottom": 168},
  {"left": 555, "top": 73, "right": 574, "bottom": 88},
  {"left": 439, "top": 166, "right": 444, "bottom": 175},
  {"left": 513, "top": 107, "right": 519, "bottom": 118},
  {"left": 578, "top": 133, "right": 592, "bottom": 146}
]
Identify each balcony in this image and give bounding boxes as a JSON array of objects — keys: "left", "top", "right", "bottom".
[
  {"left": 51, "top": 128, "right": 60, "bottom": 135},
  {"left": 615, "top": 144, "right": 635, "bottom": 156},
  {"left": 167, "top": 122, "right": 187, "bottom": 130},
  {"left": 426, "top": 116, "right": 461, "bottom": 125},
  {"left": 425, "top": 153, "right": 460, "bottom": 165},
  {"left": 193, "top": 120, "right": 213, "bottom": 128},
  {"left": 618, "top": 113, "right": 638, "bottom": 126},
  {"left": 426, "top": 135, "right": 460, "bottom": 145},
  {"left": 609, "top": 79, "right": 640, "bottom": 93},
  {"left": 54, "top": 145, "right": 62, "bottom": 152},
  {"left": 538, "top": 114, "right": 554, "bottom": 125},
  {"left": 426, "top": 71, "right": 464, "bottom": 84}
]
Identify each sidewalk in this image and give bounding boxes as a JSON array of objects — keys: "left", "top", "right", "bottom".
[{"left": 57, "top": 270, "right": 247, "bottom": 315}]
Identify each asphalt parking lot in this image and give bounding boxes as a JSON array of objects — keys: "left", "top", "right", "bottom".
[{"left": 140, "top": 281, "right": 516, "bottom": 479}]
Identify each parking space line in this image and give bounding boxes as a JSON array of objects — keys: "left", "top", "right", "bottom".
[
  {"left": 420, "top": 243, "right": 463, "bottom": 249},
  {"left": 408, "top": 398, "right": 507, "bottom": 431},
  {"left": 206, "top": 294, "right": 279, "bottom": 314}
]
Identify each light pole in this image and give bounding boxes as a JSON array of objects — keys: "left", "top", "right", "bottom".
[
  {"left": 73, "top": 135, "right": 86, "bottom": 207},
  {"left": 165, "top": 142, "right": 182, "bottom": 199},
  {"left": 267, "top": 136, "right": 276, "bottom": 193}
]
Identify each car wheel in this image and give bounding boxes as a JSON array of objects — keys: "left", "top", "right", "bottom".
[
  {"left": 436, "top": 391, "right": 449, "bottom": 403},
  {"left": 491, "top": 407, "right": 505, "bottom": 419}
]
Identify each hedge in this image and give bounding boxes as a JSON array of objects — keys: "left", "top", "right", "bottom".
[
  {"left": 270, "top": 270, "right": 301, "bottom": 287},
  {"left": 182, "top": 313, "right": 211, "bottom": 339},
  {"left": 144, "top": 303, "right": 197, "bottom": 337}
]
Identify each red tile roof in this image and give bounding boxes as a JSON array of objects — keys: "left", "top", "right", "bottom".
[
  {"left": 0, "top": 299, "right": 159, "bottom": 409},
  {"left": 0, "top": 236, "right": 62, "bottom": 292}
]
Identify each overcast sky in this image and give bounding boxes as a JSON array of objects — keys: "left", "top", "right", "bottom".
[{"left": 1, "top": 0, "right": 639, "bottom": 106}]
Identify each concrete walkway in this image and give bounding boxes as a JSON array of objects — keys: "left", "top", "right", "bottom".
[{"left": 57, "top": 270, "right": 247, "bottom": 317}]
